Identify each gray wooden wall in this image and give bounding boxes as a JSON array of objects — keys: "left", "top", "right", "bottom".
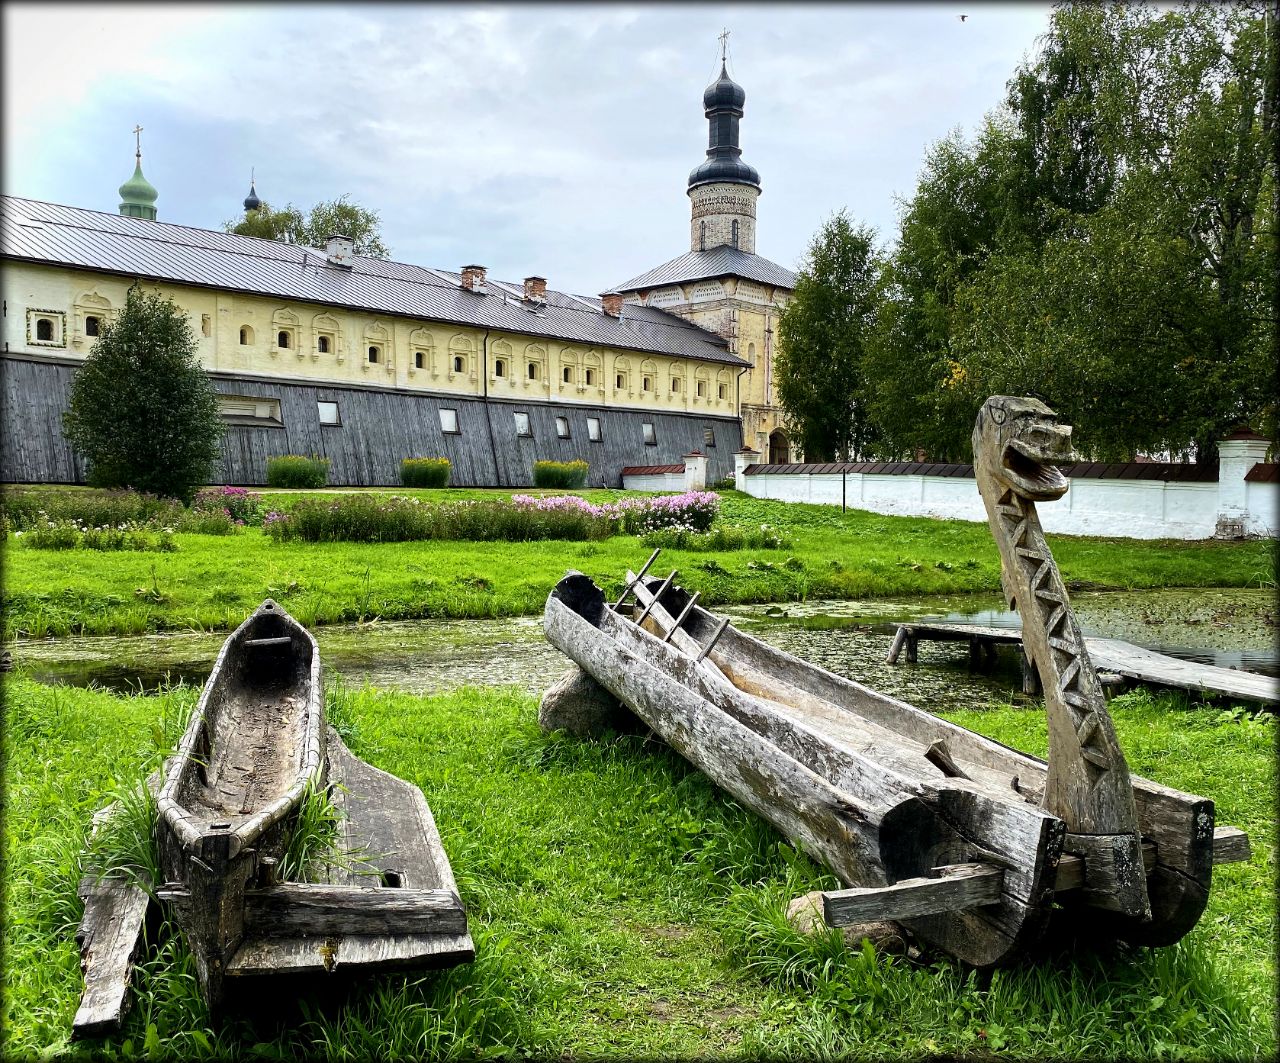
[{"left": 1, "top": 355, "right": 742, "bottom": 487}]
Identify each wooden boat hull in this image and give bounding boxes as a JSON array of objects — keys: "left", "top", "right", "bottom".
[
  {"left": 543, "top": 570, "right": 1237, "bottom": 965},
  {"left": 156, "top": 599, "right": 325, "bottom": 1010}
]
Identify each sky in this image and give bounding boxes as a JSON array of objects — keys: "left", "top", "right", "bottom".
[{"left": 3, "top": 2, "right": 1054, "bottom": 296}]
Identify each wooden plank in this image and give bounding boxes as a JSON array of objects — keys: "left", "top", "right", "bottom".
[
  {"left": 888, "top": 622, "right": 1276, "bottom": 705},
  {"left": 241, "top": 883, "right": 467, "bottom": 937},
  {"left": 822, "top": 863, "right": 1004, "bottom": 926},
  {"left": 1055, "top": 840, "right": 1156, "bottom": 892},
  {"left": 72, "top": 878, "right": 153, "bottom": 1038},
  {"left": 1213, "top": 826, "right": 1251, "bottom": 865}
]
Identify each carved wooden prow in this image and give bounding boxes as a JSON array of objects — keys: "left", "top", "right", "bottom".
[{"left": 972, "top": 396, "right": 1150, "bottom": 920}]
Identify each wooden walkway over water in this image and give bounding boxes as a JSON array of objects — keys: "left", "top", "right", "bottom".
[{"left": 886, "top": 622, "right": 1277, "bottom": 705}]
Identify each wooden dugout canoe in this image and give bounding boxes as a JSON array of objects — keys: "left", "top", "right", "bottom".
[
  {"left": 542, "top": 566, "right": 1250, "bottom": 967},
  {"left": 151, "top": 599, "right": 471, "bottom": 1020}
]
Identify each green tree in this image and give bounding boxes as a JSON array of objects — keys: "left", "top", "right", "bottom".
[
  {"left": 224, "top": 194, "right": 390, "bottom": 258},
  {"left": 773, "top": 212, "right": 882, "bottom": 462},
  {"left": 62, "top": 285, "right": 223, "bottom": 502}
]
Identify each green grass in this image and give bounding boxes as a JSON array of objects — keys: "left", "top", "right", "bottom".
[
  {"left": 4, "top": 491, "right": 1271, "bottom": 638},
  {"left": 3, "top": 674, "right": 1274, "bottom": 1060}
]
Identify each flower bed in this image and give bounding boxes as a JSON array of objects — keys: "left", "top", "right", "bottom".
[{"left": 17, "top": 518, "right": 177, "bottom": 552}]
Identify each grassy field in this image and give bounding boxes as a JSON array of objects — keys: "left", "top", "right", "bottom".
[
  {"left": 3, "top": 674, "right": 1274, "bottom": 1061},
  {"left": 4, "top": 490, "right": 1272, "bottom": 638}
]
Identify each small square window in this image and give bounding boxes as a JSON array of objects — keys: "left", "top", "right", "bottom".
[
  {"left": 555, "top": 416, "right": 570, "bottom": 439},
  {"left": 318, "top": 401, "right": 341, "bottom": 426},
  {"left": 703, "top": 427, "right": 716, "bottom": 447},
  {"left": 368, "top": 345, "right": 380, "bottom": 364},
  {"left": 587, "top": 417, "right": 602, "bottom": 442},
  {"left": 30, "top": 309, "right": 69, "bottom": 347},
  {"left": 277, "top": 330, "right": 291, "bottom": 350},
  {"left": 514, "top": 412, "right": 532, "bottom": 437},
  {"left": 439, "top": 408, "right": 460, "bottom": 434},
  {"left": 452, "top": 354, "right": 466, "bottom": 373},
  {"left": 415, "top": 350, "right": 425, "bottom": 370},
  {"left": 642, "top": 422, "right": 656, "bottom": 445},
  {"left": 317, "top": 335, "right": 331, "bottom": 354}
]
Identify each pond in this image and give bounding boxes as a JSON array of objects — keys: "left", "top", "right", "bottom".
[{"left": 10, "top": 587, "right": 1274, "bottom": 712}]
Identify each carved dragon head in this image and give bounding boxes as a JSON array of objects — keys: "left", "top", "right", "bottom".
[{"left": 972, "top": 396, "right": 1076, "bottom": 501}]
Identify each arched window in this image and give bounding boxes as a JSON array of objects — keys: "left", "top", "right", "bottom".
[
  {"left": 671, "top": 377, "right": 682, "bottom": 393},
  {"left": 731, "top": 219, "right": 739, "bottom": 248},
  {"left": 317, "top": 335, "right": 330, "bottom": 354},
  {"left": 453, "top": 354, "right": 466, "bottom": 373},
  {"left": 562, "top": 366, "right": 573, "bottom": 384},
  {"left": 239, "top": 326, "right": 254, "bottom": 345},
  {"left": 85, "top": 316, "right": 100, "bottom": 337},
  {"left": 415, "top": 351, "right": 425, "bottom": 369},
  {"left": 495, "top": 358, "right": 507, "bottom": 377},
  {"left": 528, "top": 362, "right": 539, "bottom": 380},
  {"left": 277, "top": 331, "right": 291, "bottom": 349},
  {"left": 368, "top": 345, "right": 380, "bottom": 364},
  {"left": 584, "top": 367, "right": 596, "bottom": 386},
  {"left": 642, "top": 376, "right": 652, "bottom": 392},
  {"left": 36, "top": 318, "right": 54, "bottom": 341},
  {"left": 616, "top": 373, "right": 625, "bottom": 389},
  {"left": 718, "top": 383, "right": 728, "bottom": 400},
  {"left": 699, "top": 221, "right": 706, "bottom": 251}
]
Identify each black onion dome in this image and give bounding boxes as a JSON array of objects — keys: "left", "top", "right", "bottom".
[
  {"left": 688, "top": 62, "right": 760, "bottom": 191},
  {"left": 243, "top": 181, "right": 261, "bottom": 211},
  {"left": 703, "top": 63, "right": 746, "bottom": 113}
]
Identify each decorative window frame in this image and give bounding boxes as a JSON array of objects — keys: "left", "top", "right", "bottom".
[
  {"left": 717, "top": 369, "right": 733, "bottom": 403},
  {"left": 314, "top": 313, "right": 342, "bottom": 362},
  {"left": 613, "top": 356, "right": 631, "bottom": 395},
  {"left": 71, "top": 292, "right": 112, "bottom": 348},
  {"left": 582, "top": 350, "right": 602, "bottom": 394},
  {"left": 491, "top": 339, "right": 513, "bottom": 385},
  {"left": 363, "top": 321, "right": 393, "bottom": 373},
  {"left": 640, "top": 358, "right": 657, "bottom": 397},
  {"left": 408, "top": 327, "right": 434, "bottom": 378},
  {"left": 272, "top": 307, "right": 300, "bottom": 359},
  {"left": 694, "top": 367, "right": 711, "bottom": 402},
  {"left": 447, "top": 334, "right": 475, "bottom": 383},
  {"left": 26, "top": 308, "right": 66, "bottom": 348},
  {"left": 524, "top": 344, "right": 546, "bottom": 389}
]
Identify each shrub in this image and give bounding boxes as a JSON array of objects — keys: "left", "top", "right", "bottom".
[
  {"left": 267, "top": 455, "right": 331, "bottom": 489},
  {"left": 532, "top": 459, "right": 589, "bottom": 489},
  {"left": 17, "top": 518, "right": 177, "bottom": 552},
  {"left": 192, "top": 485, "right": 263, "bottom": 525},
  {"left": 625, "top": 490, "right": 720, "bottom": 534},
  {"left": 0, "top": 487, "right": 184, "bottom": 530},
  {"left": 641, "top": 523, "right": 790, "bottom": 551},
  {"left": 401, "top": 457, "right": 451, "bottom": 488},
  {"left": 60, "top": 283, "right": 223, "bottom": 502}
]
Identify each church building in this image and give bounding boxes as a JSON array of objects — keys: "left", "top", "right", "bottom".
[{"left": 0, "top": 57, "right": 795, "bottom": 487}]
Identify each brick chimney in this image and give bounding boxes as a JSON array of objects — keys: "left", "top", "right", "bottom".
[
  {"left": 460, "top": 264, "right": 487, "bottom": 292},
  {"left": 326, "top": 234, "right": 354, "bottom": 268},
  {"left": 601, "top": 292, "right": 624, "bottom": 317},
  {"left": 523, "top": 276, "right": 547, "bottom": 302}
]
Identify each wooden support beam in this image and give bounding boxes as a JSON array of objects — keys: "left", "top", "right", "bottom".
[
  {"left": 612, "top": 549, "right": 661, "bottom": 610},
  {"left": 821, "top": 863, "right": 1004, "bottom": 926},
  {"left": 1212, "top": 826, "right": 1251, "bottom": 865},
  {"left": 72, "top": 877, "right": 153, "bottom": 1038},
  {"left": 159, "top": 883, "right": 468, "bottom": 937},
  {"left": 694, "top": 617, "right": 732, "bottom": 664},
  {"left": 633, "top": 571, "right": 678, "bottom": 627},
  {"left": 886, "top": 626, "right": 910, "bottom": 664},
  {"left": 243, "top": 637, "right": 292, "bottom": 647},
  {"left": 1055, "top": 841, "right": 1156, "bottom": 892}
]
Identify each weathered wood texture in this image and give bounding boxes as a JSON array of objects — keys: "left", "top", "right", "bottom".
[
  {"left": 1212, "top": 826, "right": 1251, "bottom": 864},
  {"left": 227, "top": 727, "right": 474, "bottom": 976},
  {"left": 72, "top": 878, "right": 152, "bottom": 1038},
  {"left": 972, "top": 396, "right": 1148, "bottom": 919},
  {"left": 547, "top": 572, "right": 1069, "bottom": 967},
  {"left": 822, "top": 863, "right": 1004, "bottom": 926},
  {"left": 888, "top": 622, "right": 1277, "bottom": 705},
  {"left": 0, "top": 354, "right": 740, "bottom": 487}
]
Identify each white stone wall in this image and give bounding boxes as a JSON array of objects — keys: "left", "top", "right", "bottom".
[
  {"left": 739, "top": 468, "right": 1275, "bottom": 541},
  {"left": 622, "top": 471, "right": 687, "bottom": 492}
]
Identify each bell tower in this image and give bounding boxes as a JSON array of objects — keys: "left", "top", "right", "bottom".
[{"left": 687, "top": 32, "right": 760, "bottom": 253}]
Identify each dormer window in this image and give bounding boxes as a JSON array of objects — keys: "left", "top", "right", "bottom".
[{"left": 85, "top": 316, "right": 100, "bottom": 337}]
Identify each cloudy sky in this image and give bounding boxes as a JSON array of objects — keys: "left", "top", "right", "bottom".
[{"left": 4, "top": 2, "right": 1053, "bottom": 295}]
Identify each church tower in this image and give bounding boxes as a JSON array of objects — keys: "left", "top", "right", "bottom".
[
  {"left": 118, "top": 126, "right": 158, "bottom": 221},
  {"left": 687, "top": 60, "right": 760, "bottom": 253}
]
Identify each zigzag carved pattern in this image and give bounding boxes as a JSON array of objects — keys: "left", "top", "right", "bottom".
[{"left": 998, "top": 490, "right": 1109, "bottom": 774}]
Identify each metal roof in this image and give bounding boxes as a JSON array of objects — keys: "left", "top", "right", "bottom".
[
  {"left": 0, "top": 196, "right": 746, "bottom": 367},
  {"left": 613, "top": 245, "right": 797, "bottom": 293},
  {"left": 744, "top": 460, "right": 1220, "bottom": 482}
]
